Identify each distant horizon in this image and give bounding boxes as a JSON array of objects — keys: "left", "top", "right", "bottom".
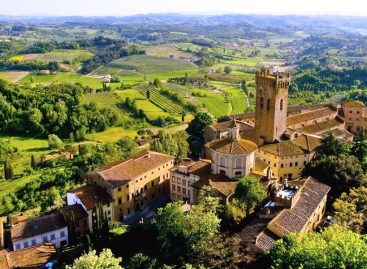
[
  {"left": 1, "top": 12, "right": 367, "bottom": 19},
  {"left": 1, "top": 0, "right": 367, "bottom": 17}
]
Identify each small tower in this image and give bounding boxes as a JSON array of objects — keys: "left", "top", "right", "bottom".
[
  {"left": 228, "top": 118, "right": 240, "bottom": 141},
  {"left": 254, "top": 67, "right": 291, "bottom": 145}
]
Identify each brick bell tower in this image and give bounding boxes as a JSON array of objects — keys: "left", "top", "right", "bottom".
[{"left": 254, "top": 67, "right": 291, "bottom": 145}]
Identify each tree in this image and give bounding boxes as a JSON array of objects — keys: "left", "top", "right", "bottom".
[
  {"left": 48, "top": 134, "right": 64, "bottom": 150},
  {"left": 234, "top": 176, "right": 267, "bottom": 213},
  {"left": 66, "top": 249, "right": 123, "bottom": 269},
  {"left": 147, "top": 89, "right": 151, "bottom": 100},
  {"left": 350, "top": 128, "right": 367, "bottom": 170},
  {"left": 0, "top": 138, "right": 16, "bottom": 163},
  {"left": 315, "top": 133, "right": 346, "bottom": 158},
  {"left": 224, "top": 66, "right": 232, "bottom": 75},
  {"left": 126, "top": 253, "right": 156, "bottom": 269},
  {"left": 4, "top": 160, "right": 14, "bottom": 180},
  {"left": 186, "top": 112, "right": 213, "bottom": 140},
  {"left": 269, "top": 227, "right": 367, "bottom": 269},
  {"left": 31, "top": 154, "right": 38, "bottom": 170},
  {"left": 150, "top": 132, "right": 189, "bottom": 161},
  {"left": 333, "top": 186, "right": 367, "bottom": 233},
  {"left": 304, "top": 154, "right": 366, "bottom": 196},
  {"left": 241, "top": 79, "right": 248, "bottom": 95},
  {"left": 153, "top": 78, "right": 161, "bottom": 88},
  {"left": 155, "top": 202, "right": 186, "bottom": 253},
  {"left": 155, "top": 202, "right": 220, "bottom": 255}
]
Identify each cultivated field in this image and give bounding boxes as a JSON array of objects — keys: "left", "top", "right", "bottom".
[
  {"left": 104, "top": 55, "right": 197, "bottom": 74},
  {"left": 20, "top": 72, "right": 104, "bottom": 88},
  {"left": 0, "top": 71, "right": 29, "bottom": 82}
]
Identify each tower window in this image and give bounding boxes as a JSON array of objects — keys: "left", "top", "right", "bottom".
[
  {"left": 260, "top": 97, "right": 264, "bottom": 109},
  {"left": 267, "top": 99, "right": 270, "bottom": 111},
  {"left": 280, "top": 99, "right": 283, "bottom": 110}
]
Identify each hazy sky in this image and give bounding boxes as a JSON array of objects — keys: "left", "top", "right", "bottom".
[{"left": 1, "top": 0, "right": 367, "bottom": 16}]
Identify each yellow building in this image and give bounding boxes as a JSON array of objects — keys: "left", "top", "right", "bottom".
[
  {"left": 242, "top": 176, "right": 331, "bottom": 253},
  {"left": 342, "top": 100, "right": 367, "bottom": 134},
  {"left": 87, "top": 150, "right": 174, "bottom": 221},
  {"left": 257, "top": 134, "right": 321, "bottom": 180}
]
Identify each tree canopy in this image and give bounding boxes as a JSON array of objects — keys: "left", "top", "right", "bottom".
[
  {"left": 333, "top": 186, "right": 367, "bottom": 233},
  {"left": 186, "top": 112, "right": 213, "bottom": 140},
  {"left": 66, "top": 249, "right": 123, "bottom": 269},
  {"left": 269, "top": 227, "right": 367, "bottom": 269},
  {"left": 303, "top": 154, "right": 366, "bottom": 196}
]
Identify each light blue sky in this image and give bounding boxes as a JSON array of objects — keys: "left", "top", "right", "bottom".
[{"left": 1, "top": 0, "right": 366, "bottom": 16}]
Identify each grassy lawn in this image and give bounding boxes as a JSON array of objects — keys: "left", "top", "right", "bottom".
[
  {"left": 82, "top": 91, "right": 125, "bottom": 116},
  {"left": 194, "top": 89, "right": 231, "bottom": 118},
  {"left": 19, "top": 72, "right": 104, "bottom": 88},
  {"left": 85, "top": 127, "right": 139, "bottom": 142},
  {"left": 222, "top": 87, "right": 248, "bottom": 114},
  {"left": 0, "top": 134, "right": 51, "bottom": 197}
]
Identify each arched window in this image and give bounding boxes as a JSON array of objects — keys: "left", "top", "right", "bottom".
[
  {"left": 267, "top": 99, "right": 270, "bottom": 111},
  {"left": 260, "top": 97, "right": 264, "bottom": 109},
  {"left": 235, "top": 158, "right": 242, "bottom": 168},
  {"left": 280, "top": 99, "right": 283, "bottom": 110},
  {"left": 219, "top": 156, "right": 226, "bottom": 167}
]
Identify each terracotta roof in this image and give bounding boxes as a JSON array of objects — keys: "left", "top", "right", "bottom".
[
  {"left": 93, "top": 151, "right": 173, "bottom": 187},
  {"left": 187, "top": 159, "right": 211, "bottom": 177},
  {"left": 68, "top": 185, "right": 113, "bottom": 211},
  {"left": 206, "top": 137, "right": 257, "bottom": 155},
  {"left": 286, "top": 106, "right": 337, "bottom": 127},
  {"left": 11, "top": 212, "right": 66, "bottom": 241},
  {"left": 206, "top": 119, "right": 253, "bottom": 133},
  {"left": 0, "top": 243, "right": 57, "bottom": 269},
  {"left": 260, "top": 134, "right": 321, "bottom": 157},
  {"left": 0, "top": 251, "right": 9, "bottom": 269},
  {"left": 259, "top": 140, "right": 304, "bottom": 156},
  {"left": 291, "top": 134, "right": 322, "bottom": 152},
  {"left": 255, "top": 157, "right": 269, "bottom": 171},
  {"left": 287, "top": 104, "right": 326, "bottom": 115},
  {"left": 267, "top": 177, "right": 330, "bottom": 237},
  {"left": 343, "top": 100, "right": 366, "bottom": 108},
  {"left": 191, "top": 174, "right": 237, "bottom": 198},
  {"left": 60, "top": 204, "right": 88, "bottom": 220},
  {"left": 299, "top": 118, "right": 344, "bottom": 134},
  {"left": 255, "top": 230, "right": 279, "bottom": 252}
]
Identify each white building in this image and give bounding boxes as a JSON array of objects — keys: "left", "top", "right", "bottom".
[
  {"left": 67, "top": 185, "right": 113, "bottom": 233},
  {"left": 11, "top": 212, "right": 68, "bottom": 250},
  {"left": 205, "top": 119, "right": 258, "bottom": 179},
  {"left": 170, "top": 159, "right": 211, "bottom": 202}
]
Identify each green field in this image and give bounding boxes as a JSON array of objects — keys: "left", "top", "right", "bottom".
[
  {"left": 138, "top": 87, "right": 186, "bottom": 115},
  {"left": 103, "top": 55, "right": 197, "bottom": 75},
  {"left": 85, "top": 127, "right": 139, "bottom": 142},
  {"left": 0, "top": 135, "right": 51, "bottom": 196},
  {"left": 20, "top": 72, "right": 104, "bottom": 88},
  {"left": 117, "top": 89, "right": 170, "bottom": 121},
  {"left": 145, "top": 44, "right": 194, "bottom": 59},
  {"left": 222, "top": 87, "right": 248, "bottom": 114},
  {"left": 194, "top": 89, "right": 231, "bottom": 117},
  {"left": 37, "top": 49, "right": 93, "bottom": 63}
]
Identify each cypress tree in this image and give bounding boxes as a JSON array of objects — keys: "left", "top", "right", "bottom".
[{"left": 31, "top": 154, "right": 37, "bottom": 170}]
